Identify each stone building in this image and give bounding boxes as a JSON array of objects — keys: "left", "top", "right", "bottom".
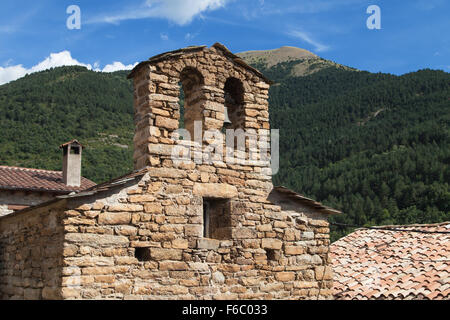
[
  {"left": 0, "top": 43, "right": 340, "bottom": 300},
  {"left": 0, "top": 140, "right": 95, "bottom": 217}
]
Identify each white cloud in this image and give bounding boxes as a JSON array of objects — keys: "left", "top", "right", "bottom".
[
  {"left": 0, "top": 65, "right": 27, "bottom": 85},
  {"left": 288, "top": 30, "right": 329, "bottom": 52},
  {"left": 29, "top": 51, "right": 92, "bottom": 73},
  {"left": 101, "top": 61, "right": 138, "bottom": 73},
  {"left": 0, "top": 51, "right": 138, "bottom": 85},
  {"left": 90, "top": 0, "right": 230, "bottom": 26}
]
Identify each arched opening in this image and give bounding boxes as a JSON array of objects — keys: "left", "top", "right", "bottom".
[
  {"left": 223, "top": 77, "right": 249, "bottom": 158},
  {"left": 224, "top": 78, "right": 245, "bottom": 130},
  {"left": 179, "top": 67, "right": 205, "bottom": 140}
]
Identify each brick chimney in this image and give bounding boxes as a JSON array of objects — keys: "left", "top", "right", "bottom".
[{"left": 60, "top": 140, "right": 83, "bottom": 187}]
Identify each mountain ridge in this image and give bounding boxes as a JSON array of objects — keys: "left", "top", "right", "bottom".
[
  {"left": 237, "top": 46, "right": 318, "bottom": 67},
  {"left": 237, "top": 46, "right": 356, "bottom": 77}
]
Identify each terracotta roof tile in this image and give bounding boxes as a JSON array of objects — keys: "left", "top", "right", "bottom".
[
  {"left": 0, "top": 168, "right": 147, "bottom": 219},
  {"left": 0, "top": 166, "right": 96, "bottom": 193},
  {"left": 331, "top": 222, "right": 450, "bottom": 300}
]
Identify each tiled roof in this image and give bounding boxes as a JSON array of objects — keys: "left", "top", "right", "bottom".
[
  {"left": 331, "top": 222, "right": 450, "bottom": 300},
  {"left": 0, "top": 166, "right": 96, "bottom": 193},
  {"left": 0, "top": 168, "right": 147, "bottom": 219}
]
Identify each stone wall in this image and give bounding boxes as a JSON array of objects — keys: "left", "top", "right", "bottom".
[
  {"left": 56, "top": 169, "right": 333, "bottom": 300},
  {"left": 0, "top": 201, "right": 65, "bottom": 299},
  {"left": 0, "top": 176, "right": 332, "bottom": 300}
]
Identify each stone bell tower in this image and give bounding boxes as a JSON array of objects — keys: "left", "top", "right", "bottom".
[
  {"left": 127, "top": 41, "right": 277, "bottom": 248},
  {"left": 128, "top": 43, "right": 273, "bottom": 180}
]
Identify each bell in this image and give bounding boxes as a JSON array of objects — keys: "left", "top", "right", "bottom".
[{"left": 223, "top": 106, "right": 232, "bottom": 128}]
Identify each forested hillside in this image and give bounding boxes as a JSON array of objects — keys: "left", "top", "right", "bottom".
[
  {"left": 258, "top": 62, "right": 450, "bottom": 240},
  {"left": 0, "top": 66, "right": 134, "bottom": 183},
  {"left": 0, "top": 58, "right": 448, "bottom": 241}
]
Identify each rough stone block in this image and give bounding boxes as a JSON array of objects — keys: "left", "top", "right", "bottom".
[
  {"left": 275, "top": 272, "right": 296, "bottom": 282},
  {"left": 155, "top": 116, "right": 178, "bottom": 130},
  {"left": 197, "top": 238, "right": 220, "bottom": 250},
  {"left": 147, "top": 144, "right": 174, "bottom": 156},
  {"left": 42, "top": 287, "right": 61, "bottom": 300},
  {"left": 98, "top": 212, "right": 131, "bottom": 225},
  {"left": 293, "top": 281, "right": 318, "bottom": 289},
  {"left": 309, "top": 219, "right": 329, "bottom": 227},
  {"left": 315, "top": 266, "right": 333, "bottom": 280},
  {"left": 192, "top": 183, "right": 238, "bottom": 198},
  {"left": 171, "top": 238, "right": 189, "bottom": 249},
  {"left": 108, "top": 204, "right": 143, "bottom": 212},
  {"left": 65, "top": 233, "right": 129, "bottom": 247},
  {"left": 184, "top": 225, "right": 203, "bottom": 237},
  {"left": 144, "top": 203, "right": 163, "bottom": 214},
  {"left": 261, "top": 238, "right": 282, "bottom": 250},
  {"left": 128, "top": 195, "right": 156, "bottom": 203},
  {"left": 159, "top": 261, "right": 188, "bottom": 271},
  {"left": 301, "top": 231, "right": 315, "bottom": 240},
  {"left": 233, "top": 228, "right": 257, "bottom": 239},
  {"left": 148, "top": 167, "right": 187, "bottom": 178},
  {"left": 150, "top": 248, "right": 183, "bottom": 261},
  {"left": 285, "top": 246, "right": 305, "bottom": 255}
]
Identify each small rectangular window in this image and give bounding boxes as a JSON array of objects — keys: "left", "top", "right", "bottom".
[
  {"left": 203, "top": 198, "right": 232, "bottom": 240},
  {"left": 70, "top": 146, "right": 80, "bottom": 155}
]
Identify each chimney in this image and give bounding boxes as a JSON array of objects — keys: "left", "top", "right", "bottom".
[{"left": 60, "top": 140, "right": 83, "bottom": 187}]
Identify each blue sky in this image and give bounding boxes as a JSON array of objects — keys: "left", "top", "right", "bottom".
[{"left": 0, "top": 0, "right": 449, "bottom": 84}]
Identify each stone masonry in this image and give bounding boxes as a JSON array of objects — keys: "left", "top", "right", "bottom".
[{"left": 0, "top": 43, "right": 336, "bottom": 300}]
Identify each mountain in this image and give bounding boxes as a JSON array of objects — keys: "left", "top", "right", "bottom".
[
  {"left": 237, "top": 46, "right": 318, "bottom": 67},
  {"left": 237, "top": 46, "right": 355, "bottom": 77},
  {"left": 0, "top": 47, "right": 448, "bottom": 241}
]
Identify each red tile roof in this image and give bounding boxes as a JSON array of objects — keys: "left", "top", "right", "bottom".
[
  {"left": 331, "top": 222, "right": 450, "bottom": 300},
  {"left": 0, "top": 166, "right": 96, "bottom": 193}
]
